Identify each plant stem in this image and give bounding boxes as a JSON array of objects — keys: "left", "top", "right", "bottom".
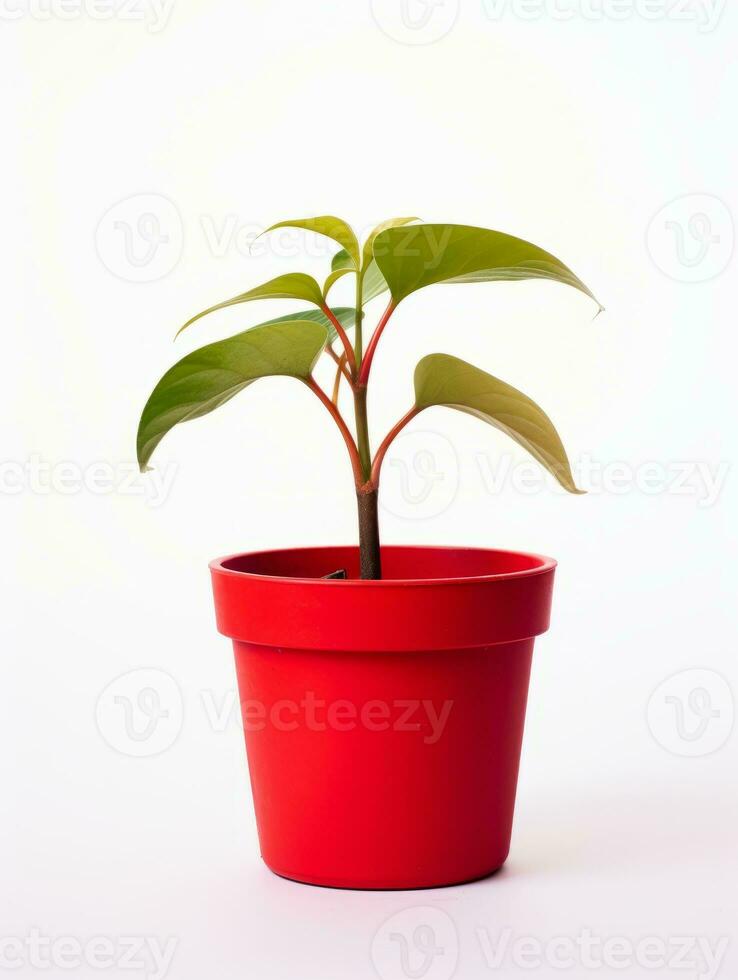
[
  {"left": 321, "top": 305, "right": 357, "bottom": 377},
  {"left": 331, "top": 353, "right": 347, "bottom": 405},
  {"left": 371, "top": 406, "right": 420, "bottom": 485},
  {"left": 358, "top": 300, "right": 396, "bottom": 385},
  {"left": 305, "top": 378, "right": 364, "bottom": 486},
  {"left": 326, "top": 345, "right": 352, "bottom": 383},
  {"left": 353, "top": 385, "right": 372, "bottom": 480},
  {"left": 351, "top": 271, "right": 382, "bottom": 579},
  {"left": 356, "top": 486, "right": 381, "bottom": 579},
  {"left": 354, "top": 273, "right": 364, "bottom": 368},
  {"left": 353, "top": 406, "right": 423, "bottom": 580}
]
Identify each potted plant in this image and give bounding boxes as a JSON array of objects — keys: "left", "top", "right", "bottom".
[{"left": 137, "top": 216, "right": 600, "bottom": 889}]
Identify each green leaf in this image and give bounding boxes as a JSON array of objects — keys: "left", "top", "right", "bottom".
[
  {"left": 323, "top": 267, "right": 354, "bottom": 299},
  {"left": 262, "top": 216, "right": 360, "bottom": 268},
  {"left": 361, "top": 260, "right": 390, "bottom": 304},
  {"left": 256, "top": 306, "right": 356, "bottom": 348},
  {"left": 138, "top": 319, "right": 328, "bottom": 471},
  {"left": 327, "top": 220, "right": 419, "bottom": 306},
  {"left": 175, "top": 273, "right": 324, "bottom": 338},
  {"left": 373, "top": 224, "right": 601, "bottom": 308},
  {"left": 414, "top": 353, "right": 582, "bottom": 493},
  {"left": 331, "top": 248, "right": 354, "bottom": 273},
  {"left": 362, "top": 216, "right": 418, "bottom": 272}
]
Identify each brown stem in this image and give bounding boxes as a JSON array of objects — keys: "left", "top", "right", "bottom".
[{"left": 356, "top": 486, "right": 381, "bottom": 579}]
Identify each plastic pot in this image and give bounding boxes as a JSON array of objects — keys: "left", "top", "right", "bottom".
[{"left": 210, "top": 545, "right": 555, "bottom": 890}]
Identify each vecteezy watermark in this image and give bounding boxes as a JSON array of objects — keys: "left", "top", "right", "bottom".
[
  {"left": 97, "top": 206, "right": 387, "bottom": 277},
  {"left": 371, "top": 907, "right": 459, "bottom": 980},
  {"left": 370, "top": 0, "right": 459, "bottom": 45},
  {"left": 0, "top": 0, "right": 176, "bottom": 31},
  {"left": 647, "top": 194, "right": 734, "bottom": 282},
  {"left": 0, "top": 456, "right": 177, "bottom": 507},
  {"left": 647, "top": 669, "right": 734, "bottom": 758},
  {"left": 95, "top": 679, "right": 455, "bottom": 756},
  {"left": 380, "top": 431, "right": 459, "bottom": 521},
  {"left": 371, "top": 912, "right": 730, "bottom": 980},
  {"left": 96, "top": 669, "right": 184, "bottom": 758},
  {"left": 482, "top": 0, "right": 726, "bottom": 32},
  {"left": 476, "top": 453, "right": 730, "bottom": 508},
  {"left": 376, "top": 441, "right": 729, "bottom": 521},
  {"left": 201, "top": 691, "right": 454, "bottom": 746},
  {"left": 97, "top": 209, "right": 443, "bottom": 272},
  {"left": 198, "top": 214, "right": 434, "bottom": 262},
  {"left": 476, "top": 927, "right": 729, "bottom": 979},
  {"left": 96, "top": 194, "right": 183, "bottom": 283},
  {"left": 0, "top": 930, "right": 178, "bottom": 979}
]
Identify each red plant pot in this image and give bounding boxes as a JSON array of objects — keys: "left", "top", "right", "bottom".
[{"left": 210, "top": 545, "right": 556, "bottom": 890}]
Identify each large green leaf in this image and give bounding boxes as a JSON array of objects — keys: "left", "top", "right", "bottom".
[
  {"left": 262, "top": 216, "right": 360, "bottom": 269},
  {"left": 175, "top": 273, "right": 324, "bottom": 338},
  {"left": 138, "top": 319, "right": 327, "bottom": 470},
  {"left": 373, "top": 224, "right": 600, "bottom": 308},
  {"left": 414, "top": 353, "right": 582, "bottom": 493}
]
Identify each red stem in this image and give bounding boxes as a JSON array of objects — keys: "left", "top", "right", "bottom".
[
  {"left": 305, "top": 378, "right": 364, "bottom": 487},
  {"left": 370, "top": 406, "right": 420, "bottom": 486},
  {"left": 358, "top": 300, "right": 395, "bottom": 386},
  {"left": 325, "top": 344, "right": 352, "bottom": 384},
  {"left": 321, "top": 305, "right": 357, "bottom": 377}
]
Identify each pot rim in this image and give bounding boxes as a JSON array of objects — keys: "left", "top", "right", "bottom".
[{"left": 210, "top": 544, "right": 556, "bottom": 589}]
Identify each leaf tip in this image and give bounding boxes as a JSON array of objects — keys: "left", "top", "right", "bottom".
[
  {"left": 560, "top": 472, "right": 586, "bottom": 495},
  {"left": 250, "top": 226, "right": 269, "bottom": 255}
]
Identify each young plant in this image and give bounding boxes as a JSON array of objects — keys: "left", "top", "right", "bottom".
[{"left": 137, "top": 217, "right": 600, "bottom": 579}]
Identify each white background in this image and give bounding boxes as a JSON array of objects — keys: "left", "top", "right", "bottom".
[{"left": 2, "top": 1, "right": 737, "bottom": 978}]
